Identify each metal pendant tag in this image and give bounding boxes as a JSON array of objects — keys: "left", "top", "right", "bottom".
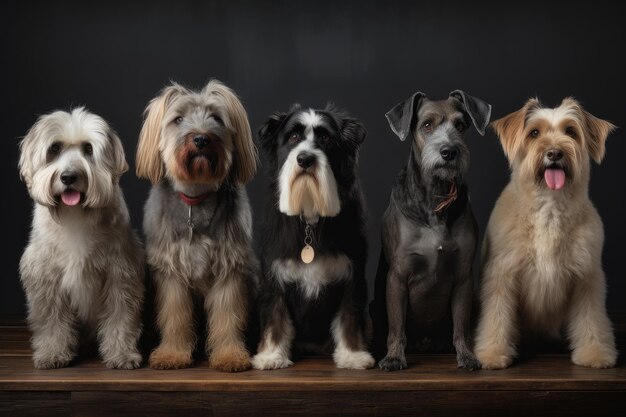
[{"left": 301, "top": 244, "right": 315, "bottom": 264}]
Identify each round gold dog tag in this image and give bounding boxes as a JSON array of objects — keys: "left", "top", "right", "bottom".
[{"left": 301, "top": 244, "right": 315, "bottom": 264}]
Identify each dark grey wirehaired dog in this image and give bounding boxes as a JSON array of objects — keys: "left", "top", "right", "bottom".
[{"left": 372, "top": 90, "right": 491, "bottom": 371}]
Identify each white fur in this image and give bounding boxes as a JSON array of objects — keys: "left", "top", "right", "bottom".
[
  {"left": 251, "top": 328, "right": 295, "bottom": 370},
  {"left": 331, "top": 315, "right": 375, "bottom": 369},
  {"left": 271, "top": 254, "right": 352, "bottom": 299}
]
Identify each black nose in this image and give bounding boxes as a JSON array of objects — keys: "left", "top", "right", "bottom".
[
  {"left": 547, "top": 149, "right": 563, "bottom": 162},
  {"left": 193, "top": 135, "right": 210, "bottom": 149},
  {"left": 297, "top": 152, "right": 316, "bottom": 169},
  {"left": 60, "top": 171, "right": 77, "bottom": 185},
  {"left": 440, "top": 146, "right": 458, "bottom": 161}
]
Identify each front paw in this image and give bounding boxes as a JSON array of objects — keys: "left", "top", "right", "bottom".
[
  {"left": 104, "top": 350, "right": 142, "bottom": 370},
  {"left": 572, "top": 344, "right": 617, "bottom": 369},
  {"left": 252, "top": 351, "right": 294, "bottom": 370},
  {"left": 457, "top": 353, "right": 481, "bottom": 371},
  {"left": 210, "top": 348, "right": 251, "bottom": 373},
  {"left": 149, "top": 346, "right": 193, "bottom": 370},
  {"left": 33, "top": 352, "right": 74, "bottom": 369},
  {"left": 378, "top": 355, "right": 407, "bottom": 371},
  {"left": 475, "top": 347, "right": 514, "bottom": 370},
  {"left": 334, "top": 350, "right": 375, "bottom": 370}
]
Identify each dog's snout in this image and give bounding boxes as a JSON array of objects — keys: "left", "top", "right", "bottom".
[
  {"left": 547, "top": 149, "right": 563, "bottom": 162},
  {"left": 193, "top": 135, "right": 210, "bottom": 149},
  {"left": 440, "top": 146, "right": 459, "bottom": 161},
  {"left": 60, "top": 171, "right": 77, "bottom": 185},
  {"left": 297, "top": 152, "right": 316, "bottom": 169}
]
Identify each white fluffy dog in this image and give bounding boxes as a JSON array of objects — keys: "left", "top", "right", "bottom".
[
  {"left": 18, "top": 108, "right": 144, "bottom": 369},
  {"left": 474, "top": 98, "right": 618, "bottom": 369}
]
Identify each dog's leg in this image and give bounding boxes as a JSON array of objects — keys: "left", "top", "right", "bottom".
[
  {"left": 331, "top": 284, "right": 374, "bottom": 369},
  {"left": 451, "top": 276, "right": 481, "bottom": 371},
  {"left": 149, "top": 273, "right": 195, "bottom": 369},
  {"left": 205, "top": 273, "right": 251, "bottom": 372},
  {"left": 97, "top": 261, "right": 143, "bottom": 370},
  {"left": 25, "top": 280, "right": 78, "bottom": 369},
  {"left": 474, "top": 259, "right": 518, "bottom": 370},
  {"left": 252, "top": 292, "right": 295, "bottom": 370},
  {"left": 568, "top": 268, "right": 617, "bottom": 368},
  {"left": 379, "top": 270, "right": 408, "bottom": 371}
]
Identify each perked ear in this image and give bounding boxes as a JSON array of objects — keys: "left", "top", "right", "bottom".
[
  {"left": 385, "top": 92, "right": 426, "bottom": 141},
  {"left": 136, "top": 83, "right": 187, "bottom": 184},
  {"left": 204, "top": 79, "right": 258, "bottom": 185},
  {"left": 258, "top": 112, "right": 288, "bottom": 153},
  {"left": 449, "top": 90, "right": 492, "bottom": 136},
  {"left": 581, "top": 109, "right": 616, "bottom": 164},
  {"left": 491, "top": 98, "right": 540, "bottom": 164}
]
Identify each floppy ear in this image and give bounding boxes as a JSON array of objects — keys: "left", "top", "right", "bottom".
[
  {"left": 18, "top": 116, "right": 46, "bottom": 189},
  {"left": 340, "top": 117, "right": 367, "bottom": 147},
  {"left": 205, "top": 80, "right": 258, "bottom": 185},
  {"left": 581, "top": 109, "right": 616, "bottom": 164},
  {"left": 449, "top": 90, "right": 492, "bottom": 136},
  {"left": 136, "top": 83, "right": 186, "bottom": 184},
  {"left": 491, "top": 98, "right": 540, "bottom": 164},
  {"left": 385, "top": 92, "right": 426, "bottom": 141},
  {"left": 258, "top": 111, "right": 288, "bottom": 153},
  {"left": 106, "top": 127, "right": 129, "bottom": 182}
]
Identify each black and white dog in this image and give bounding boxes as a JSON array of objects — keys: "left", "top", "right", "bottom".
[
  {"left": 252, "top": 104, "right": 375, "bottom": 370},
  {"left": 372, "top": 91, "right": 491, "bottom": 371}
]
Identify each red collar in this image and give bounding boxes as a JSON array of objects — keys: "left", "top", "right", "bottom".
[{"left": 178, "top": 191, "right": 213, "bottom": 206}]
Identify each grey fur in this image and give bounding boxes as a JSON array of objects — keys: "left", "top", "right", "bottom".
[
  {"left": 18, "top": 108, "right": 144, "bottom": 370},
  {"left": 376, "top": 91, "right": 491, "bottom": 371}
]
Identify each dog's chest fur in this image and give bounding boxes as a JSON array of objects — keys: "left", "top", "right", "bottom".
[{"left": 271, "top": 254, "right": 352, "bottom": 299}]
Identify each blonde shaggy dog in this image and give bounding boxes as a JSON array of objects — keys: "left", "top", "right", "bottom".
[
  {"left": 18, "top": 108, "right": 144, "bottom": 369},
  {"left": 474, "top": 98, "right": 618, "bottom": 370},
  {"left": 136, "top": 80, "right": 258, "bottom": 372}
]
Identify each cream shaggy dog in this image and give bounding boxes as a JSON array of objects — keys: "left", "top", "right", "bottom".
[
  {"left": 474, "top": 98, "right": 617, "bottom": 369},
  {"left": 18, "top": 108, "right": 144, "bottom": 369}
]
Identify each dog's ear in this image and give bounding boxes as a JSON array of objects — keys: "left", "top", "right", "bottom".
[
  {"left": 136, "top": 83, "right": 186, "bottom": 184},
  {"left": 385, "top": 92, "right": 426, "bottom": 141},
  {"left": 491, "top": 98, "right": 540, "bottom": 163},
  {"left": 205, "top": 80, "right": 258, "bottom": 185},
  {"left": 580, "top": 107, "right": 616, "bottom": 164},
  {"left": 449, "top": 90, "right": 492, "bottom": 136},
  {"left": 258, "top": 111, "right": 288, "bottom": 153},
  {"left": 106, "top": 127, "right": 129, "bottom": 182},
  {"left": 340, "top": 117, "right": 367, "bottom": 147},
  {"left": 18, "top": 114, "right": 48, "bottom": 189}
]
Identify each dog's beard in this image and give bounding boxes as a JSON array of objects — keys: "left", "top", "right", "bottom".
[
  {"left": 278, "top": 157, "right": 341, "bottom": 222},
  {"left": 171, "top": 141, "right": 232, "bottom": 186},
  {"left": 420, "top": 146, "right": 469, "bottom": 182},
  {"left": 521, "top": 140, "right": 581, "bottom": 191}
]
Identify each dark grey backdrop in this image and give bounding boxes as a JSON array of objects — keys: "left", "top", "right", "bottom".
[{"left": 3, "top": 1, "right": 625, "bottom": 316}]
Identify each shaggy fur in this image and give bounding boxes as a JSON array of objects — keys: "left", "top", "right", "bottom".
[
  {"left": 474, "top": 98, "right": 618, "bottom": 369},
  {"left": 136, "top": 80, "right": 258, "bottom": 372},
  {"left": 18, "top": 108, "right": 144, "bottom": 369},
  {"left": 252, "top": 104, "right": 374, "bottom": 370}
]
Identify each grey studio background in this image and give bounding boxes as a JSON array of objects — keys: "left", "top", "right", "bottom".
[{"left": 3, "top": 0, "right": 625, "bottom": 318}]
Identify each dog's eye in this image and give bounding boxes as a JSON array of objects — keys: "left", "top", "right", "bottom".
[
  {"left": 174, "top": 116, "right": 184, "bottom": 125},
  {"left": 83, "top": 143, "right": 93, "bottom": 156},
  {"left": 49, "top": 143, "right": 62, "bottom": 154},
  {"left": 288, "top": 133, "right": 301, "bottom": 144},
  {"left": 530, "top": 129, "right": 540, "bottom": 138},
  {"left": 212, "top": 115, "right": 224, "bottom": 126},
  {"left": 319, "top": 133, "right": 330, "bottom": 143},
  {"left": 455, "top": 121, "right": 466, "bottom": 132},
  {"left": 422, "top": 122, "right": 433, "bottom": 132},
  {"left": 565, "top": 126, "right": 577, "bottom": 138}
]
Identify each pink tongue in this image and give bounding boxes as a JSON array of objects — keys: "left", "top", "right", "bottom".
[
  {"left": 61, "top": 190, "right": 81, "bottom": 206},
  {"left": 544, "top": 168, "right": 566, "bottom": 191}
]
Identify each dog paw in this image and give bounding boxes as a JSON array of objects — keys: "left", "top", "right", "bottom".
[
  {"left": 33, "top": 353, "right": 73, "bottom": 369},
  {"left": 475, "top": 348, "right": 513, "bottom": 370},
  {"left": 210, "top": 348, "right": 251, "bottom": 373},
  {"left": 334, "top": 350, "right": 375, "bottom": 370},
  {"left": 572, "top": 344, "right": 617, "bottom": 368},
  {"left": 378, "top": 355, "right": 407, "bottom": 371},
  {"left": 252, "top": 351, "right": 294, "bottom": 370},
  {"left": 457, "top": 354, "right": 482, "bottom": 371},
  {"left": 104, "top": 351, "right": 143, "bottom": 370},
  {"left": 149, "top": 347, "right": 193, "bottom": 370}
]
